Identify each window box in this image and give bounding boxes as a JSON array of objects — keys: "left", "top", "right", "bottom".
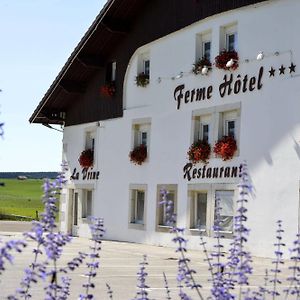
[
  {"left": 100, "top": 81, "right": 116, "bottom": 97},
  {"left": 78, "top": 149, "right": 94, "bottom": 168},
  {"left": 135, "top": 73, "right": 149, "bottom": 87},
  {"left": 129, "top": 144, "right": 147, "bottom": 165},
  {"left": 215, "top": 49, "right": 239, "bottom": 70},
  {"left": 187, "top": 140, "right": 211, "bottom": 164},
  {"left": 192, "top": 57, "right": 212, "bottom": 75},
  {"left": 213, "top": 135, "right": 237, "bottom": 161}
]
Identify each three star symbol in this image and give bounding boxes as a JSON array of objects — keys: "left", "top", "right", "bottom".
[{"left": 269, "top": 63, "right": 296, "bottom": 77}]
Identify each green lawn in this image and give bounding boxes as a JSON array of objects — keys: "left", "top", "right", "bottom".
[{"left": 0, "top": 179, "right": 45, "bottom": 219}]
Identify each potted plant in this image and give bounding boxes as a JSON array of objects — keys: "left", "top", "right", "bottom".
[
  {"left": 135, "top": 73, "right": 149, "bottom": 87},
  {"left": 78, "top": 149, "right": 94, "bottom": 168},
  {"left": 192, "top": 57, "right": 212, "bottom": 75},
  {"left": 213, "top": 136, "right": 237, "bottom": 161},
  {"left": 215, "top": 49, "right": 239, "bottom": 70},
  {"left": 129, "top": 144, "right": 147, "bottom": 165},
  {"left": 100, "top": 81, "right": 116, "bottom": 97},
  {"left": 187, "top": 140, "right": 211, "bottom": 164}
]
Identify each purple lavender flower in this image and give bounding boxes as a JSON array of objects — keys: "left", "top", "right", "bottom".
[
  {"left": 284, "top": 233, "right": 300, "bottom": 297},
  {"left": 0, "top": 239, "right": 26, "bottom": 275},
  {"left": 79, "top": 217, "right": 105, "bottom": 300},
  {"left": 13, "top": 169, "right": 72, "bottom": 299},
  {"left": 226, "top": 161, "right": 253, "bottom": 298},
  {"left": 269, "top": 220, "right": 285, "bottom": 298},
  {"left": 57, "top": 276, "right": 71, "bottom": 300},
  {"left": 163, "top": 272, "right": 171, "bottom": 300},
  {"left": 106, "top": 283, "right": 113, "bottom": 300},
  {"left": 0, "top": 121, "right": 4, "bottom": 137},
  {"left": 134, "top": 255, "right": 150, "bottom": 300},
  {"left": 160, "top": 189, "right": 203, "bottom": 300},
  {"left": 210, "top": 196, "right": 231, "bottom": 300}
]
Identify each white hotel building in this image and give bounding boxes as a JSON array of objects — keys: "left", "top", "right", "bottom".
[{"left": 30, "top": 0, "right": 300, "bottom": 257}]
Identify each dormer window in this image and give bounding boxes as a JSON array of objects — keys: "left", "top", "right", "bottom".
[
  {"left": 202, "top": 41, "right": 211, "bottom": 61},
  {"left": 136, "top": 52, "right": 150, "bottom": 87},
  {"left": 143, "top": 59, "right": 150, "bottom": 76},
  {"left": 106, "top": 61, "right": 117, "bottom": 82},
  {"left": 196, "top": 31, "right": 212, "bottom": 62},
  {"left": 226, "top": 32, "right": 237, "bottom": 52},
  {"left": 222, "top": 23, "right": 238, "bottom": 51}
]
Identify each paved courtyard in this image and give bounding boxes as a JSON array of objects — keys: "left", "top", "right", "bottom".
[{"left": 0, "top": 223, "right": 295, "bottom": 299}]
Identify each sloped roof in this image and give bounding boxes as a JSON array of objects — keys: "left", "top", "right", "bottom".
[{"left": 29, "top": 0, "right": 268, "bottom": 125}]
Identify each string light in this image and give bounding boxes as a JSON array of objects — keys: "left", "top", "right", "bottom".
[{"left": 156, "top": 49, "right": 293, "bottom": 83}]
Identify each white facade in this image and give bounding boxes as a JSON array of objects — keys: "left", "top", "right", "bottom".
[{"left": 60, "top": 0, "right": 300, "bottom": 257}]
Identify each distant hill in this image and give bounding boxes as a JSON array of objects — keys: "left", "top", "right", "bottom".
[{"left": 0, "top": 172, "right": 59, "bottom": 179}]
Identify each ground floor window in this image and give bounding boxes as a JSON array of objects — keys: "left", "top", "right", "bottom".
[
  {"left": 129, "top": 184, "right": 147, "bottom": 228},
  {"left": 188, "top": 184, "right": 236, "bottom": 236},
  {"left": 156, "top": 184, "right": 177, "bottom": 231},
  {"left": 190, "top": 191, "right": 208, "bottom": 230},
  {"left": 215, "top": 190, "right": 234, "bottom": 232},
  {"left": 82, "top": 190, "right": 93, "bottom": 219}
]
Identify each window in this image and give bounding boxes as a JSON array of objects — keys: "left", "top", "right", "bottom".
[
  {"left": 140, "top": 131, "right": 148, "bottom": 146},
  {"left": 188, "top": 184, "right": 236, "bottom": 236},
  {"left": 203, "top": 41, "right": 211, "bottom": 61},
  {"left": 157, "top": 185, "right": 177, "bottom": 230},
  {"left": 129, "top": 184, "right": 147, "bottom": 228},
  {"left": 143, "top": 59, "right": 150, "bottom": 76},
  {"left": 193, "top": 114, "right": 212, "bottom": 143},
  {"left": 214, "top": 190, "right": 234, "bottom": 232},
  {"left": 85, "top": 131, "right": 95, "bottom": 151},
  {"left": 106, "top": 61, "right": 117, "bottom": 82},
  {"left": 82, "top": 190, "right": 93, "bottom": 219},
  {"left": 190, "top": 191, "right": 207, "bottom": 230},
  {"left": 222, "top": 23, "right": 238, "bottom": 51},
  {"left": 132, "top": 120, "right": 151, "bottom": 148},
  {"left": 138, "top": 52, "right": 150, "bottom": 77},
  {"left": 192, "top": 104, "right": 240, "bottom": 159},
  {"left": 226, "top": 32, "right": 237, "bottom": 51},
  {"left": 196, "top": 31, "right": 212, "bottom": 62},
  {"left": 220, "top": 110, "right": 239, "bottom": 139},
  {"left": 130, "top": 189, "right": 145, "bottom": 224}
]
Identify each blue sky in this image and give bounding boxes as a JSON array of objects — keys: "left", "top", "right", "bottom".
[{"left": 0, "top": 0, "right": 106, "bottom": 171}]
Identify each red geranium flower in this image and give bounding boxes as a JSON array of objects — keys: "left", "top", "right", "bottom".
[
  {"left": 187, "top": 140, "right": 211, "bottom": 164},
  {"left": 215, "top": 50, "right": 239, "bottom": 70},
  {"left": 129, "top": 144, "right": 147, "bottom": 165},
  {"left": 100, "top": 82, "right": 116, "bottom": 97},
  {"left": 78, "top": 149, "right": 94, "bottom": 168},
  {"left": 213, "top": 136, "right": 237, "bottom": 161}
]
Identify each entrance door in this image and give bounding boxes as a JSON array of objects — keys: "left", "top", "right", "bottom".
[{"left": 72, "top": 191, "right": 79, "bottom": 236}]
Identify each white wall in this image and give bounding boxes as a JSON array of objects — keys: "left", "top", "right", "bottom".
[{"left": 61, "top": 0, "right": 300, "bottom": 257}]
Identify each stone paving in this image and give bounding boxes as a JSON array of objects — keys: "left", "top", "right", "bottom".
[{"left": 0, "top": 224, "right": 296, "bottom": 299}]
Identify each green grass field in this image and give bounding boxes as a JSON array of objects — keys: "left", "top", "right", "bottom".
[{"left": 0, "top": 179, "right": 45, "bottom": 219}]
